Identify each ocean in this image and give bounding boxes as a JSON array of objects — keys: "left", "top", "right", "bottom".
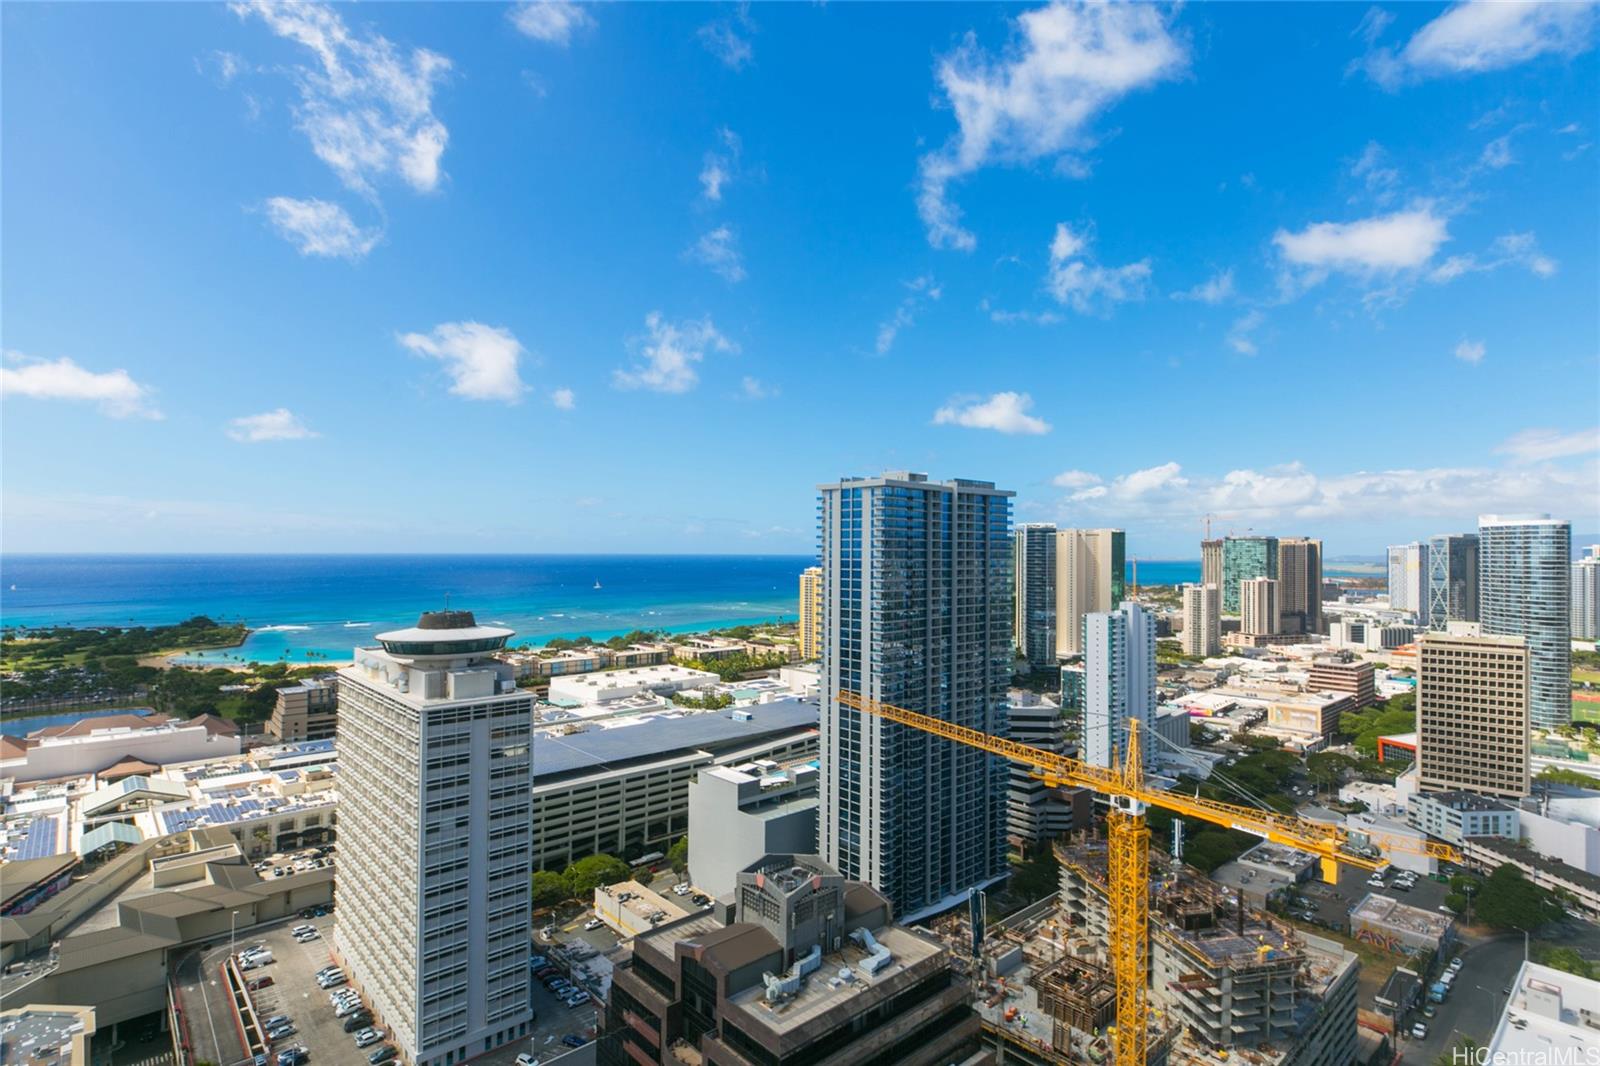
[
  {"left": 0, "top": 554, "right": 1371, "bottom": 665},
  {"left": 0, "top": 554, "right": 812, "bottom": 664}
]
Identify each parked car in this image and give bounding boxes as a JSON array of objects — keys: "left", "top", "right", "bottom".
[
  {"left": 583, "top": 919, "right": 604, "bottom": 931},
  {"left": 1448, "top": 957, "right": 1464, "bottom": 973},
  {"left": 336, "top": 1000, "right": 366, "bottom": 1019},
  {"left": 515, "top": 1056, "right": 541, "bottom": 1066},
  {"left": 265, "top": 1024, "right": 296, "bottom": 1042},
  {"left": 343, "top": 1013, "right": 375, "bottom": 1033},
  {"left": 368, "top": 1045, "right": 398, "bottom": 1065},
  {"left": 562, "top": 1035, "right": 588, "bottom": 1049},
  {"left": 565, "top": 993, "right": 590, "bottom": 1007},
  {"left": 290, "top": 925, "right": 315, "bottom": 936},
  {"left": 1411, "top": 1023, "right": 1429, "bottom": 1039},
  {"left": 263, "top": 1015, "right": 292, "bottom": 1030},
  {"left": 354, "top": 1028, "right": 386, "bottom": 1048},
  {"left": 295, "top": 931, "right": 321, "bottom": 942},
  {"left": 275, "top": 1047, "right": 308, "bottom": 1066},
  {"left": 319, "top": 974, "right": 348, "bottom": 989},
  {"left": 247, "top": 977, "right": 275, "bottom": 991}
]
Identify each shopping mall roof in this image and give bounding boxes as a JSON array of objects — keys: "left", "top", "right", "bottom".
[{"left": 533, "top": 699, "right": 819, "bottom": 780}]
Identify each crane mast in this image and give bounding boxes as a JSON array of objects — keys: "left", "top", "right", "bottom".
[{"left": 836, "top": 689, "right": 1459, "bottom": 1066}]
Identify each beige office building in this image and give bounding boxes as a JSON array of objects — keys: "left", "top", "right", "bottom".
[
  {"left": 1240, "top": 577, "right": 1280, "bottom": 637},
  {"left": 1277, "top": 537, "right": 1323, "bottom": 635},
  {"left": 1417, "top": 630, "right": 1531, "bottom": 799},
  {"left": 1055, "top": 528, "right": 1125, "bottom": 657},
  {"left": 1201, "top": 538, "right": 1224, "bottom": 591},
  {"left": 1181, "top": 583, "right": 1220, "bottom": 657},
  {"left": 268, "top": 677, "right": 338, "bottom": 742},
  {"left": 798, "top": 566, "right": 823, "bottom": 661}
]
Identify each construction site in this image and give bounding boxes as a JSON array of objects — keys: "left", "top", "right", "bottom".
[{"left": 925, "top": 833, "right": 1362, "bottom": 1066}]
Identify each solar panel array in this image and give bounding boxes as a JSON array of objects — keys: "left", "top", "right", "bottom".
[
  {"left": 158, "top": 798, "right": 267, "bottom": 835},
  {"left": 2, "top": 813, "right": 64, "bottom": 861}
]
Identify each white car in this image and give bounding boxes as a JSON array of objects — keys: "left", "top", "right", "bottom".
[
  {"left": 1448, "top": 957, "right": 1464, "bottom": 973},
  {"left": 672, "top": 883, "right": 691, "bottom": 896},
  {"left": 583, "top": 918, "right": 604, "bottom": 931},
  {"left": 355, "top": 1028, "right": 386, "bottom": 1048},
  {"left": 515, "top": 1056, "right": 541, "bottom": 1066},
  {"left": 1411, "top": 1022, "right": 1429, "bottom": 1039}
]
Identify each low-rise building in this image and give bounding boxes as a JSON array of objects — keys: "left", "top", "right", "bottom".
[
  {"left": 1348, "top": 893, "right": 1454, "bottom": 956},
  {"left": 1462, "top": 837, "right": 1600, "bottom": 919},
  {"left": 1486, "top": 959, "right": 1600, "bottom": 1060},
  {"left": 1406, "top": 790, "right": 1519, "bottom": 846},
  {"left": 0, "top": 713, "right": 241, "bottom": 784},
  {"left": 1263, "top": 692, "right": 1355, "bottom": 747},
  {"left": 1306, "top": 658, "right": 1376, "bottom": 710},
  {"left": 0, "top": 1003, "right": 96, "bottom": 1065},
  {"left": 548, "top": 663, "right": 721, "bottom": 705},
  {"left": 267, "top": 677, "right": 337, "bottom": 742},
  {"left": 599, "top": 854, "right": 989, "bottom": 1066},
  {"left": 687, "top": 760, "right": 820, "bottom": 899}
]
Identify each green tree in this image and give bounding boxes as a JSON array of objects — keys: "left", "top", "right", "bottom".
[
  {"left": 1474, "top": 864, "right": 1563, "bottom": 931},
  {"left": 1008, "top": 846, "right": 1060, "bottom": 903},
  {"left": 1536, "top": 945, "right": 1596, "bottom": 979},
  {"left": 666, "top": 836, "right": 689, "bottom": 874},
  {"left": 564, "top": 854, "right": 630, "bottom": 898},
  {"left": 1306, "top": 752, "right": 1356, "bottom": 793},
  {"left": 532, "top": 870, "right": 571, "bottom": 909}
]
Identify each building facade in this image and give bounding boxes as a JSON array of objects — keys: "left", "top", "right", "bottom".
[
  {"left": 1406, "top": 791, "right": 1519, "bottom": 846},
  {"left": 1416, "top": 630, "right": 1530, "bottom": 799},
  {"left": 1426, "top": 533, "right": 1479, "bottom": 630},
  {"left": 1054, "top": 528, "right": 1125, "bottom": 658},
  {"left": 1014, "top": 523, "right": 1057, "bottom": 669},
  {"left": 1082, "top": 603, "right": 1156, "bottom": 769},
  {"left": 335, "top": 611, "right": 533, "bottom": 1066},
  {"left": 817, "top": 472, "right": 1011, "bottom": 917},
  {"left": 1387, "top": 542, "right": 1428, "bottom": 618},
  {"left": 1180, "top": 583, "right": 1220, "bottom": 658},
  {"left": 1005, "top": 696, "right": 1088, "bottom": 851},
  {"left": 1573, "top": 546, "right": 1600, "bottom": 641},
  {"left": 1479, "top": 514, "right": 1572, "bottom": 729},
  {"left": 268, "top": 678, "right": 338, "bottom": 742},
  {"left": 798, "top": 566, "right": 823, "bottom": 661},
  {"left": 1240, "top": 576, "right": 1281, "bottom": 637},
  {"left": 1222, "top": 536, "right": 1279, "bottom": 615},
  {"left": 1277, "top": 537, "right": 1323, "bottom": 635},
  {"left": 1201, "top": 538, "right": 1224, "bottom": 592},
  {"left": 1306, "top": 658, "right": 1376, "bottom": 710}
]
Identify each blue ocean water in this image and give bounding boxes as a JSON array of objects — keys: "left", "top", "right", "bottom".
[{"left": 0, "top": 554, "right": 812, "bottom": 664}]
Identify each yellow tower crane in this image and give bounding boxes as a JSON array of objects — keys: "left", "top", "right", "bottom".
[{"left": 836, "top": 690, "right": 1459, "bottom": 1066}]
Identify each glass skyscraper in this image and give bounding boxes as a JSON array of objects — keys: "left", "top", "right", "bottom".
[
  {"left": 1478, "top": 515, "right": 1571, "bottom": 730},
  {"left": 817, "top": 471, "right": 1012, "bottom": 918},
  {"left": 1014, "top": 523, "right": 1057, "bottom": 670},
  {"left": 1221, "top": 536, "right": 1278, "bottom": 615},
  {"left": 1426, "top": 533, "right": 1479, "bottom": 630}
]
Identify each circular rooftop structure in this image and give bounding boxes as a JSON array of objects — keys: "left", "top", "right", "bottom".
[{"left": 376, "top": 610, "right": 513, "bottom": 659}]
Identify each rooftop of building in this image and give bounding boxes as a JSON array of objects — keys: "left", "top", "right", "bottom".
[
  {"left": 1419, "top": 790, "right": 1514, "bottom": 812},
  {"left": 1488, "top": 960, "right": 1600, "bottom": 1059},
  {"left": 532, "top": 698, "right": 818, "bottom": 780},
  {"left": 0, "top": 1004, "right": 94, "bottom": 1066},
  {"left": 1350, "top": 892, "right": 1454, "bottom": 937}
]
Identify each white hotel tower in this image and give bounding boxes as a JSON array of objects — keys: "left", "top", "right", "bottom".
[{"left": 336, "top": 611, "right": 534, "bottom": 1066}]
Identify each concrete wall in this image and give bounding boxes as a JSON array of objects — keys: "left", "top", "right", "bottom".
[
  {"left": 8, "top": 729, "right": 240, "bottom": 784},
  {"left": 687, "top": 776, "right": 818, "bottom": 899},
  {"left": 1519, "top": 809, "right": 1600, "bottom": 874}
]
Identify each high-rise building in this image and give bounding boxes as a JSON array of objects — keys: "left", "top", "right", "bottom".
[
  {"left": 1573, "top": 546, "right": 1600, "bottom": 641},
  {"left": 1054, "top": 528, "right": 1125, "bottom": 658},
  {"left": 798, "top": 566, "right": 823, "bottom": 661},
  {"left": 1387, "top": 542, "right": 1429, "bottom": 618},
  {"left": 1082, "top": 603, "right": 1155, "bottom": 769},
  {"left": 1277, "top": 537, "right": 1323, "bottom": 635},
  {"left": 1240, "top": 577, "right": 1280, "bottom": 637},
  {"left": 817, "top": 472, "right": 1012, "bottom": 917},
  {"left": 1180, "top": 583, "right": 1220, "bottom": 657},
  {"left": 1201, "top": 538, "right": 1224, "bottom": 591},
  {"left": 1221, "top": 536, "right": 1278, "bottom": 615},
  {"left": 1479, "top": 514, "right": 1572, "bottom": 730},
  {"left": 1416, "top": 629, "right": 1530, "bottom": 799},
  {"left": 1006, "top": 696, "right": 1089, "bottom": 850},
  {"left": 336, "top": 611, "right": 534, "bottom": 1066},
  {"left": 1014, "top": 523, "right": 1058, "bottom": 669},
  {"left": 1426, "top": 533, "right": 1479, "bottom": 629}
]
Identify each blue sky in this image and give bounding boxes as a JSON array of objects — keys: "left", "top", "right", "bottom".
[{"left": 3, "top": 1, "right": 1597, "bottom": 557}]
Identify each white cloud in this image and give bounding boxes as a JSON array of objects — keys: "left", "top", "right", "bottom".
[
  {"left": 685, "top": 226, "right": 746, "bottom": 283},
  {"left": 262, "top": 197, "right": 381, "bottom": 259},
  {"left": 1453, "top": 339, "right": 1486, "bottom": 364},
  {"left": 875, "top": 276, "right": 942, "bottom": 354},
  {"left": 509, "top": 1, "right": 593, "bottom": 46},
  {"left": 397, "top": 322, "right": 528, "bottom": 403},
  {"left": 1171, "top": 269, "right": 1235, "bottom": 304},
  {"left": 918, "top": 1, "right": 1187, "bottom": 250},
  {"left": 1426, "top": 230, "right": 1557, "bottom": 283},
  {"left": 614, "top": 313, "right": 737, "bottom": 394},
  {"left": 1362, "top": 1, "right": 1599, "bottom": 88},
  {"left": 1495, "top": 426, "right": 1600, "bottom": 463},
  {"left": 1273, "top": 206, "right": 1449, "bottom": 280},
  {"left": 699, "top": 127, "right": 741, "bottom": 202},
  {"left": 739, "top": 376, "right": 777, "bottom": 400},
  {"left": 1480, "top": 133, "right": 1516, "bottom": 168},
  {"left": 698, "top": 8, "right": 755, "bottom": 70},
  {"left": 1350, "top": 141, "right": 1401, "bottom": 202},
  {"left": 932, "top": 391, "right": 1051, "bottom": 435},
  {"left": 233, "top": 0, "right": 452, "bottom": 196},
  {"left": 986, "top": 306, "right": 1064, "bottom": 326},
  {"left": 227, "top": 408, "right": 319, "bottom": 442},
  {"left": 0, "top": 354, "right": 162, "bottom": 420},
  {"left": 1052, "top": 469, "right": 1101, "bottom": 489},
  {"left": 1046, "top": 223, "right": 1151, "bottom": 313},
  {"left": 1227, "top": 310, "right": 1265, "bottom": 355},
  {"left": 1056, "top": 453, "right": 1599, "bottom": 527},
  {"left": 550, "top": 387, "right": 576, "bottom": 410}
]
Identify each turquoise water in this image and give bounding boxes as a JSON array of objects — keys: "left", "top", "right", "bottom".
[{"left": 1, "top": 554, "right": 809, "bottom": 664}]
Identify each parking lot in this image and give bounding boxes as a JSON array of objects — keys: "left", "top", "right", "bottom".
[{"left": 234, "top": 911, "right": 360, "bottom": 1066}]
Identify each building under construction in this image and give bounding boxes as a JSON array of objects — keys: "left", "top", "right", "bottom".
[{"left": 1055, "top": 837, "right": 1359, "bottom": 1066}]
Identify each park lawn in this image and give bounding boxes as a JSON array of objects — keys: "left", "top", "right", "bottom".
[
  {"left": 1574, "top": 668, "right": 1600, "bottom": 684},
  {"left": 1575, "top": 701, "right": 1600, "bottom": 725}
]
